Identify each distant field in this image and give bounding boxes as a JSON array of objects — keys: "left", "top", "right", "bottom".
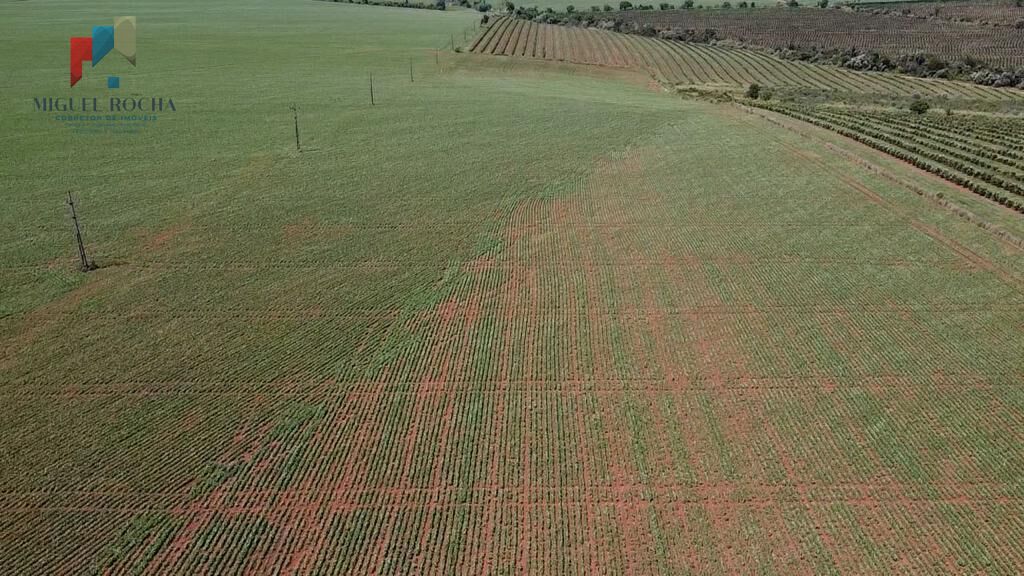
[
  {"left": 472, "top": 16, "right": 1024, "bottom": 102},
  {"left": 612, "top": 6, "right": 1024, "bottom": 69},
  {"left": 2, "top": 0, "right": 1024, "bottom": 573},
  {"left": 854, "top": 0, "right": 1024, "bottom": 25},
  {"left": 516, "top": 1, "right": 882, "bottom": 10}
]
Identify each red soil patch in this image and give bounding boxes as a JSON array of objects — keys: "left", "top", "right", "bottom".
[{"left": 138, "top": 221, "right": 190, "bottom": 252}]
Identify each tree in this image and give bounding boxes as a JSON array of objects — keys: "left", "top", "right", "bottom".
[
  {"left": 503, "top": 0, "right": 514, "bottom": 11},
  {"left": 759, "top": 88, "right": 773, "bottom": 100},
  {"left": 817, "top": 0, "right": 828, "bottom": 7},
  {"left": 683, "top": 0, "right": 694, "bottom": 6},
  {"left": 910, "top": 98, "right": 930, "bottom": 114},
  {"left": 721, "top": 1, "right": 731, "bottom": 7},
  {"left": 619, "top": 0, "right": 633, "bottom": 8},
  {"left": 659, "top": 2, "right": 673, "bottom": 8},
  {"left": 566, "top": 4, "right": 576, "bottom": 11},
  {"left": 478, "top": 2, "right": 491, "bottom": 11},
  {"left": 786, "top": 0, "right": 798, "bottom": 6},
  {"left": 603, "top": 3, "right": 613, "bottom": 9},
  {"left": 745, "top": 83, "right": 761, "bottom": 99}
]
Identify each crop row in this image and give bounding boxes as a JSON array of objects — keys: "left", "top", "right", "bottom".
[
  {"left": 812, "top": 109, "right": 1024, "bottom": 191},
  {"left": 863, "top": 109, "right": 1024, "bottom": 153},
  {"left": 756, "top": 102, "right": 1024, "bottom": 212},
  {"left": 471, "top": 17, "right": 1020, "bottom": 101},
  {"left": 4, "top": 384, "right": 1024, "bottom": 574},
  {"left": 856, "top": 111, "right": 1024, "bottom": 166}
]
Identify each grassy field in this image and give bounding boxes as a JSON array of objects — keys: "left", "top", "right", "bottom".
[{"left": 2, "top": 0, "right": 1024, "bottom": 573}]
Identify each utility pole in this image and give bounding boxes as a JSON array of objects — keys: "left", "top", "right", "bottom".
[
  {"left": 290, "top": 103, "right": 301, "bottom": 152},
  {"left": 66, "top": 192, "right": 92, "bottom": 272},
  {"left": 370, "top": 73, "right": 375, "bottom": 106}
]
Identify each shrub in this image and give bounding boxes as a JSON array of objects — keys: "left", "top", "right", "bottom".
[
  {"left": 683, "top": 0, "right": 693, "bottom": 6},
  {"left": 786, "top": 0, "right": 798, "bottom": 6},
  {"left": 659, "top": 2, "right": 673, "bottom": 8},
  {"left": 619, "top": 0, "right": 633, "bottom": 8},
  {"left": 759, "top": 88, "right": 773, "bottom": 100},
  {"left": 746, "top": 83, "right": 761, "bottom": 98},
  {"left": 909, "top": 98, "right": 930, "bottom": 114},
  {"left": 478, "top": 3, "right": 491, "bottom": 11},
  {"left": 566, "top": 4, "right": 576, "bottom": 11},
  {"left": 603, "top": 3, "right": 613, "bottom": 9},
  {"left": 817, "top": 0, "right": 827, "bottom": 7},
  {"left": 721, "top": 1, "right": 731, "bottom": 7}
]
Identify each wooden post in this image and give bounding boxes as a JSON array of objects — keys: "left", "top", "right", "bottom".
[
  {"left": 410, "top": 59, "right": 414, "bottom": 83},
  {"left": 66, "top": 192, "right": 92, "bottom": 272},
  {"left": 290, "top": 103, "right": 301, "bottom": 151},
  {"left": 370, "top": 73, "right": 375, "bottom": 106}
]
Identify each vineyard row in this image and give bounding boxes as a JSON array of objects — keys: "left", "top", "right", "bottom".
[{"left": 755, "top": 102, "right": 1024, "bottom": 213}]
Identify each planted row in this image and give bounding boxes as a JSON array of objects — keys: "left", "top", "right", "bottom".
[{"left": 758, "top": 102, "right": 1024, "bottom": 213}]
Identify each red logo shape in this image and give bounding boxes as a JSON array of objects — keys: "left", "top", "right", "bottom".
[{"left": 70, "top": 36, "right": 92, "bottom": 87}]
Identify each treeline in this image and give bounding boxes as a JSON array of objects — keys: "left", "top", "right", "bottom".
[
  {"left": 322, "top": 0, "right": 449, "bottom": 10},
  {"left": 508, "top": 2, "right": 765, "bottom": 17},
  {"left": 775, "top": 47, "right": 1024, "bottom": 88},
  {"left": 507, "top": 8, "right": 1024, "bottom": 89}
]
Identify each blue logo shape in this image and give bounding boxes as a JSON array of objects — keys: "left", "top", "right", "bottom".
[
  {"left": 92, "top": 25, "right": 115, "bottom": 66},
  {"left": 107, "top": 76, "right": 120, "bottom": 89}
]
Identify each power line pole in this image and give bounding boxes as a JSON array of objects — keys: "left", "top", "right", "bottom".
[
  {"left": 66, "top": 192, "right": 93, "bottom": 272},
  {"left": 290, "top": 103, "right": 301, "bottom": 152}
]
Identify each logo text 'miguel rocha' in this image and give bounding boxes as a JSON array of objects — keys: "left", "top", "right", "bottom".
[{"left": 33, "top": 97, "right": 177, "bottom": 113}]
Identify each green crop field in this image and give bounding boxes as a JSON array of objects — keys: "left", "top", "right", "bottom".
[{"left": 2, "top": 0, "right": 1023, "bottom": 573}]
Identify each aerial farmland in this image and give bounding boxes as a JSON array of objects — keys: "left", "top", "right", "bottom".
[{"left": 1, "top": 0, "right": 1022, "bottom": 573}]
